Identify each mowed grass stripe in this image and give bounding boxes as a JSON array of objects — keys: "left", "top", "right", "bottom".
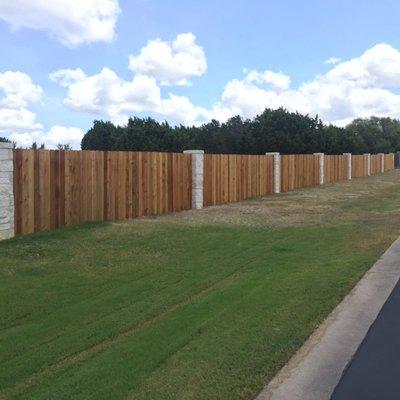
[
  {"left": 1, "top": 171, "right": 400, "bottom": 399},
  {"left": 1, "top": 225, "right": 292, "bottom": 393}
]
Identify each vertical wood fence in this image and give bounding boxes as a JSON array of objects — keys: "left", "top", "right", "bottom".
[
  {"left": 370, "top": 155, "right": 381, "bottom": 175},
  {"left": 203, "top": 154, "right": 274, "bottom": 206},
  {"left": 11, "top": 149, "right": 395, "bottom": 236},
  {"left": 280, "top": 155, "right": 319, "bottom": 192},
  {"left": 384, "top": 154, "right": 395, "bottom": 172},
  {"left": 351, "top": 155, "right": 369, "bottom": 178},
  {"left": 13, "top": 150, "right": 191, "bottom": 235},
  {"left": 324, "top": 155, "right": 348, "bottom": 183}
]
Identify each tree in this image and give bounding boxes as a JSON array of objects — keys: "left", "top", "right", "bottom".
[
  {"left": 57, "top": 144, "right": 72, "bottom": 150},
  {"left": 30, "top": 142, "right": 45, "bottom": 150}
]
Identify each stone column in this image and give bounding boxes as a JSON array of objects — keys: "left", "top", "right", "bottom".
[
  {"left": 378, "top": 153, "right": 385, "bottom": 173},
  {"left": 183, "top": 150, "right": 204, "bottom": 210},
  {"left": 313, "top": 153, "right": 324, "bottom": 185},
  {"left": 266, "top": 152, "right": 280, "bottom": 193},
  {"left": 343, "top": 153, "right": 352, "bottom": 180},
  {"left": 364, "top": 153, "right": 371, "bottom": 176},
  {"left": 0, "top": 142, "right": 14, "bottom": 240}
]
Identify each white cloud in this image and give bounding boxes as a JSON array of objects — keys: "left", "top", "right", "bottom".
[
  {"left": 128, "top": 33, "right": 207, "bottom": 86},
  {"left": 325, "top": 57, "right": 341, "bottom": 65},
  {"left": 159, "top": 94, "right": 208, "bottom": 126},
  {"left": 244, "top": 69, "right": 291, "bottom": 91},
  {"left": 52, "top": 42, "right": 400, "bottom": 130},
  {"left": 0, "top": 0, "right": 120, "bottom": 47},
  {"left": 0, "top": 71, "right": 42, "bottom": 108},
  {"left": 208, "top": 43, "right": 400, "bottom": 126},
  {"left": 9, "top": 126, "right": 84, "bottom": 149},
  {"left": 0, "top": 108, "right": 43, "bottom": 132},
  {"left": 0, "top": 71, "right": 43, "bottom": 133},
  {"left": 0, "top": 70, "right": 82, "bottom": 149},
  {"left": 51, "top": 67, "right": 162, "bottom": 123}
]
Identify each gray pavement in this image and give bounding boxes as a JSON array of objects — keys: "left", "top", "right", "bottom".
[
  {"left": 255, "top": 236, "right": 400, "bottom": 400},
  {"left": 331, "top": 277, "right": 400, "bottom": 399}
]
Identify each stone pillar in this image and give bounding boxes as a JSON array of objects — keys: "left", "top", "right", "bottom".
[
  {"left": 364, "top": 153, "right": 371, "bottom": 176},
  {"left": 343, "top": 153, "right": 352, "bottom": 180},
  {"left": 266, "top": 152, "right": 280, "bottom": 193},
  {"left": 0, "top": 142, "right": 14, "bottom": 240},
  {"left": 184, "top": 150, "right": 204, "bottom": 209},
  {"left": 313, "top": 153, "right": 324, "bottom": 185},
  {"left": 378, "top": 153, "right": 385, "bottom": 173}
]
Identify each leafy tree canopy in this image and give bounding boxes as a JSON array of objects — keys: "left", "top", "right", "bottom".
[{"left": 79, "top": 109, "right": 400, "bottom": 154}]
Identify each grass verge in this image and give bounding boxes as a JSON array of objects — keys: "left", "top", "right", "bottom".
[{"left": 1, "top": 170, "right": 400, "bottom": 399}]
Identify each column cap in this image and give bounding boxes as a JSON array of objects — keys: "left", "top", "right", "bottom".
[
  {"left": 363, "top": 153, "right": 371, "bottom": 155},
  {"left": 0, "top": 142, "right": 13, "bottom": 149},
  {"left": 343, "top": 152, "right": 352, "bottom": 155},
  {"left": 265, "top": 152, "right": 280, "bottom": 156},
  {"left": 183, "top": 150, "right": 204, "bottom": 154},
  {"left": 313, "top": 152, "right": 324, "bottom": 155}
]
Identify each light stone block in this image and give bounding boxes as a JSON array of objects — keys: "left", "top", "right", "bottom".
[
  {"left": 0, "top": 142, "right": 14, "bottom": 240},
  {"left": 364, "top": 153, "right": 371, "bottom": 176},
  {"left": 343, "top": 153, "right": 352, "bottom": 180},
  {"left": 266, "top": 152, "right": 281, "bottom": 193},
  {"left": 313, "top": 153, "right": 325, "bottom": 185},
  {"left": 184, "top": 150, "right": 204, "bottom": 210}
]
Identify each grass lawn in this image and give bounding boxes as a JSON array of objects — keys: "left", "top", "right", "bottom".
[{"left": 1, "top": 170, "right": 400, "bottom": 400}]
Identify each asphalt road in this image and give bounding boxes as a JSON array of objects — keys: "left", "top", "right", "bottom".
[{"left": 331, "top": 278, "right": 400, "bottom": 400}]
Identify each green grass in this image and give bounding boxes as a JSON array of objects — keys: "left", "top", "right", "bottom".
[{"left": 1, "top": 171, "right": 400, "bottom": 399}]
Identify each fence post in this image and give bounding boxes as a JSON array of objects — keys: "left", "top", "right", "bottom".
[
  {"left": 364, "top": 153, "right": 371, "bottom": 176},
  {"left": 266, "top": 152, "right": 280, "bottom": 193},
  {"left": 0, "top": 142, "right": 14, "bottom": 240},
  {"left": 313, "top": 153, "right": 324, "bottom": 185},
  {"left": 395, "top": 152, "right": 400, "bottom": 168},
  {"left": 183, "top": 150, "right": 204, "bottom": 210},
  {"left": 343, "top": 153, "right": 352, "bottom": 180},
  {"left": 378, "top": 153, "right": 385, "bottom": 173}
]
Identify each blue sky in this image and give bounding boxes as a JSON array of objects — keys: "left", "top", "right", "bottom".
[{"left": 1, "top": 0, "right": 400, "bottom": 148}]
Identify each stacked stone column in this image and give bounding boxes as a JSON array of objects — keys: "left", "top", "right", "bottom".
[
  {"left": 183, "top": 150, "right": 204, "bottom": 209},
  {"left": 0, "top": 142, "right": 14, "bottom": 240}
]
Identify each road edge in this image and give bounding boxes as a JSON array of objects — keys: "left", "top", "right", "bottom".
[{"left": 255, "top": 236, "right": 400, "bottom": 400}]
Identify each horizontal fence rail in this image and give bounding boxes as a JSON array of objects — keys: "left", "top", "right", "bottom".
[
  {"left": 0, "top": 144, "right": 393, "bottom": 239},
  {"left": 13, "top": 150, "right": 191, "bottom": 236}
]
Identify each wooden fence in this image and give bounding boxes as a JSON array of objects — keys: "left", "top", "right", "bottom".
[
  {"left": 324, "top": 155, "right": 348, "bottom": 183},
  {"left": 12, "top": 149, "right": 395, "bottom": 236},
  {"left": 384, "top": 154, "right": 395, "bottom": 172},
  {"left": 351, "top": 155, "right": 369, "bottom": 178},
  {"left": 280, "top": 155, "right": 319, "bottom": 192},
  {"left": 13, "top": 150, "right": 191, "bottom": 235},
  {"left": 203, "top": 154, "right": 274, "bottom": 206},
  {"left": 370, "top": 155, "right": 381, "bottom": 175}
]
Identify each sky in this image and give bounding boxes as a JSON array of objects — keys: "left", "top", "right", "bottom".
[{"left": 1, "top": 0, "right": 400, "bottom": 148}]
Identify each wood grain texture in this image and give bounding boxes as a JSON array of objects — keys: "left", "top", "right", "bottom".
[
  {"left": 371, "top": 155, "right": 381, "bottom": 175},
  {"left": 351, "top": 155, "right": 368, "bottom": 178},
  {"left": 14, "top": 150, "right": 192, "bottom": 235},
  {"left": 280, "top": 154, "right": 319, "bottom": 192},
  {"left": 324, "top": 155, "right": 348, "bottom": 183},
  {"left": 203, "top": 154, "right": 274, "bottom": 206}
]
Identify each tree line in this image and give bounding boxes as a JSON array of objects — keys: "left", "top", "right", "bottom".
[{"left": 81, "top": 109, "right": 400, "bottom": 155}]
